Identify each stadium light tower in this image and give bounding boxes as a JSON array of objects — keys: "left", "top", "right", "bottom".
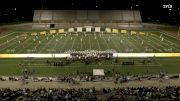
[
  {"left": 131, "top": 0, "right": 134, "bottom": 10},
  {"left": 178, "top": 26, "right": 180, "bottom": 35},
  {"left": 41, "top": 0, "right": 44, "bottom": 10}
]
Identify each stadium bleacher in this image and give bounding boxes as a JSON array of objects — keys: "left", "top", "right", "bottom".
[
  {"left": 33, "top": 10, "right": 142, "bottom": 29},
  {"left": 0, "top": 86, "right": 180, "bottom": 100}
]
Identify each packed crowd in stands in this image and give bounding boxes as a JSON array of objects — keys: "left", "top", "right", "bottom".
[
  {"left": 103, "top": 86, "right": 180, "bottom": 100},
  {"left": 0, "top": 88, "right": 97, "bottom": 101},
  {"left": 0, "top": 86, "right": 180, "bottom": 101}
]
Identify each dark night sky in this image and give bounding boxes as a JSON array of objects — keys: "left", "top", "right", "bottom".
[{"left": 0, "top": 0, "right": 180, "bottom": 24}]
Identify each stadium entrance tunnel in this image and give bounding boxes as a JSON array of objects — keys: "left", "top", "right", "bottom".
[{"left": 50, "top": 24, "right": 55, "bottom": 28}]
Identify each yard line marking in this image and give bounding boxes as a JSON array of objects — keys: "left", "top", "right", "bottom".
[
  {"left": 52, "top": 35, "right": 62, "bottom": 53},
  {"left": 0, "top": 37, "right": 17, "bottom": 47},
  {"left": 0, "top": 32, "right": 15, "bottom": 39},
  {"left": 145, "top": 35, "right": 173, "bottom": 52},
  {"left": 143, "top": 36, "right": 163, "bottom": 52},
  {"left": 150, "top": 31, "right": 180, "bottom": 47},
  {"left": 122, "top": 35, "right": 134, "bottom": 52},
  {"left": 83, "top": 33, "right": 89, "bottom": 50},
  {"left": 59, "top": 34, "right": 70, "bottom": 53},
  {"left": 109, "top": 34, "right": 121, "bottom": 52},
  {"left": 155, "top": 30, "right": 180, "bottom": 40},
  {"left": 90, "top": 34, "right": 94, "bottom": 49},
  {"left": 39, "top": 35, "right": 56, "bottom": 53},
  {"left": 96, "top": 33, "right": 101, "bottom": 50},
  {"left": 131, "top": 35, "right": 158, "bottom": 52},
  {"left": 101, "top": 34, "right": 110, "bottom": 49},
  {"left": 55, "top": 35, "right": 65, "bottom": 52},
  {"left": 12, "top": 36, "right": 34, "bottom": 53},
  {"left": 130, "top": 36, "right": 145, "bottom": 51},
  {"left": 117, "top": 34, "right": 127, "bottom": 52},
  {"left": 32, "top": 35, "right": 49, "bottom": 53},
  {"left": 80, "top": 34, "right": 83, "bottom": 51},
  {"left": 16, "top": 36, "right": 35, "bottom": 53},
  {"left": 88, "top": 35, "right": 92, "bottom": 50},
  {"left": 163, "top": 38, "right": 180, "bottom": 48},
  {"left": 0, "top": 33, "right": 25, "bottom": 47},
  {"left": 149, "top": 35, "right": 180, "bottom": 52},
  {"left": 153, "top": 33, "right": 180, "bottom": 48},
  {"left": 117, "top": 34, "right": 125, "bottom": 52},
  {"left": 124, "top": 34, "right": 141, "bottom": 52},
  {"left": 0, "top": 35, "right": 24, "bottom": 52},
  {"left": 98, "top": 33, "right": 108, "bottom": 51},
  {"left": 135, "top": 35, "right": 162, "bottom": 52},
  {"left": 71, "top": 35, "right": 76, "bottom": 50},
  {"left": 139, "top": 35, "right": 164, "bottom": 52}
]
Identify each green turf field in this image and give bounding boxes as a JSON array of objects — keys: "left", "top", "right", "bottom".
[
  {"left": 0, "top": 30, "right": 179, "bottom": 76},
  {"left": 0, "top": 57, "right": 180, "bottom": 76},
  {"left": 0, "top": 31, "right": 179, "bottom": 53}
]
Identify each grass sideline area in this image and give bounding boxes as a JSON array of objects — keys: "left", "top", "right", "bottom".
[{"left": 0, "top": 57, "right": 179, "bottom": 76}]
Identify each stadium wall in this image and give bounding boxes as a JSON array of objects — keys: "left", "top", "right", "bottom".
[{"left": 33, "top": 10, "right": 142, "bottom": 29}]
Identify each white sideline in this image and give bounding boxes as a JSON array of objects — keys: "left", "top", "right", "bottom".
[
  {"left": 0, "top": 54, "right": 71, "bottom": 58},
  {"left": 113, "top": 53, "right": 180, "bottom": 58},
  {"left": 0, "top": 53, "right": 180, "bottom": 58}
]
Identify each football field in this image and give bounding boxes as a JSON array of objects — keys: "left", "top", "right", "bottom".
[
  {"left": 0, "top": 31, "right": 179, "bottom": 53},
  {"left": 0, "top": 30, "right": 180, "bottom": 76}
]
